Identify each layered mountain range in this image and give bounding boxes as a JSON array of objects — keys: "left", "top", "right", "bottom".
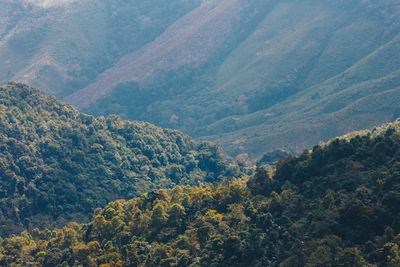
[
  {"left": 3, "top": 1, "right": 400, "bottom": 265},
  {"left": 2, "top": 0, "right": 400, "bottom": 160}
]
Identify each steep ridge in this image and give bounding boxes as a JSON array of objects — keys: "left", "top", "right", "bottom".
[
  {"left": 1, "top": 119, "right": 400, "bottom": 266},
  {"left": 0, "top": 0, "right": 201, "bottom": 96},
  {"left": 24, "top": 0, "right": 79, "bottom": 8},
  {"left": 0, "top": 82, "right": 241, "bottom": 236},
  {"left": 65, "top": 0, "right": 243, "bottom": 108},
  {"left": 205, "top": 32, "right": 400, "bottom": 159}
]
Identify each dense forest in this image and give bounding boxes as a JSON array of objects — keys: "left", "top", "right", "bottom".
[
  {"left": 1, "top": 119, "right": 400, "bottom": 266},
  {"left": 0, "top": 82, "right": 242, "bottom": 236}
]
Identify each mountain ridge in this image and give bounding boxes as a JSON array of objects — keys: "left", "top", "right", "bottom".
[{"left": 65, "top": 0, "right": 243, "bottom": 108}]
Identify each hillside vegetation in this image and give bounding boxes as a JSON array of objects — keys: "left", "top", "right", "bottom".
[
  {"left": 1, "top": 121, "right": 400, "bottom": 266},
  {"left": 0, "top": 82, "right": 241, "bottom": 236}
]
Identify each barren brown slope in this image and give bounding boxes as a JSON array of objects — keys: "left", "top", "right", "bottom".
[{"left": 64, "top": 0, "right": 242, "bottom": 108}]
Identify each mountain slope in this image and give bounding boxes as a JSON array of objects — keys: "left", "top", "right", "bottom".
[
  {"left": 78, "top": 0, "right": 400, "bottom": 160},
  {"left": 0, "top": 82, "right": 241, "bottom": 236},
  {"left": 65, "top": 0, "right": 244, "bottom": 108},
  {"left": 2, "top": 121, "right": 400, "bottom": 266},
  {"left": 0, "top": 0, "right": 201, "bottom": 96},
  {"left": 2, "top": 0, "right": 400, "bottom": 161}
]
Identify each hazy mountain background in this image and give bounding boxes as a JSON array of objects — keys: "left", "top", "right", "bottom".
[{"left": 2, "top": 0, "right": 400, "bottom": 161}]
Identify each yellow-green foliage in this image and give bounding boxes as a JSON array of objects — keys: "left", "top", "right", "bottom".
[
  {"left": 0, "top": 82, "right": 242, "bottom": 236},
  {"left": 2, "top": 126, "right": 400, "bottom": 266}
]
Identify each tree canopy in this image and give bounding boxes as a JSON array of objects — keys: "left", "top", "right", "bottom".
[
  {"left": 0, "top": 82, "right": 243, "bottom": 236},
  {"left": 1, "top": 122, "right": 400, "bottom": 266}
]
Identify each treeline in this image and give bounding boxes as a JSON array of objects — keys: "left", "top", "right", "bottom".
[
  {"left": 0, "top": 82, "right": 242, "bottom": 236},
  {"left": 2, "top": 123, "right": 400, "bottom": 266}
]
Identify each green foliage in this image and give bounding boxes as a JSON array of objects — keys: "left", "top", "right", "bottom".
[
  {"left": 257, "top": 149, "right": 289, "bottom": 166},
  {"left": 0, "top": 82, "right": 242, "bottom": 236},
  {"left": 2, "top": 125, "right": 400, "bottom": 266}
]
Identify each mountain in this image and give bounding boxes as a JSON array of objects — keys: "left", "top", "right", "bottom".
[
  {"left": 1, "top": 120, "right": 400, "bottom": 266},
  {"left": 71, "top": 0, "right": 400, "bottom": 160},
  {"left": 0, "top": 82, "right": 241, "bottom": 236},
  {"left": 2, "top": 0, "right": 400, "bottom": 161},
  {"left": 0, "top": 0, "right": 201, "bottom": 96}
]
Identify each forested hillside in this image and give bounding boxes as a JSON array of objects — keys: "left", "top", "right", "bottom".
[
  {"left": 0, "top": 82, "right": 241, "bottom": 236},
  {"left": 2, "top": 120, "right": 400, "bottom": 266}
]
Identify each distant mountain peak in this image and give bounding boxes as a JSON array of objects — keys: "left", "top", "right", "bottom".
[{"left": 24, "top": 0, "right": 78, "bottom": 8}]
